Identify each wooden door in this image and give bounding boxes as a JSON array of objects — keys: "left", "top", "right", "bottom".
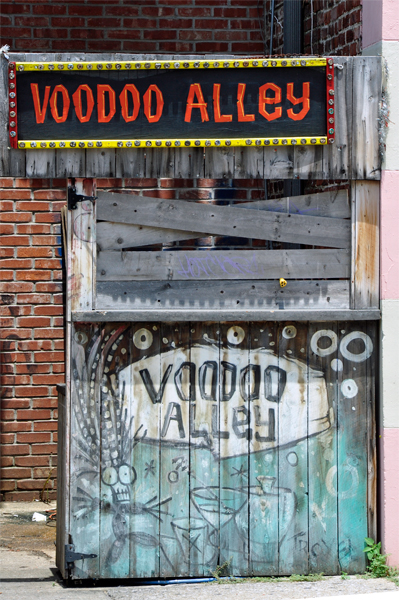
[{"left": 68, "top": 320, "right": 376, "bottom": 579}]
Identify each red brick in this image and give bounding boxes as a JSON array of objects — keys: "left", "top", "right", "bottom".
[
  {"left": 17, "top": 247, "right": 52, "bottom": 258},
  {"left": 16, "top": 271, "right": 51, "bottom": 281},
  {"left": 32, "top": 398, "right": 58, "bottom": 409},
  {"left": 0, "top": 178, "right": 14, "bottom": 187},
  {"left": 15, "top": 386, "right": 49, "bottom": 397},
  {"left": 2, "top": 422, "right": 32, "bottom": 433},
  {"left": 35, "top": 213, "right": 61, "bottom": 223},
  {"left": 17, "top": 224, "right": 51, "bottom": 235},
  {"left": 16, "top": 432, "right": 52, "bottom": 443},
  {"left": 68, "top": 5, "right": 103, "bottom": 16},
  {"left": 1, "top": 236, "right": 30, "bottom": 246},
  {"left": 17, "top": 479, "right": 50, "bottom": 490},
  {"left": 0, "top": 433, "right": 15, "bottom": 444},
  {"left": 34, "top": 328, "right": 63, "bottom": 339},
  {"left": 1, "top": 259, "right": 32, "bottom": 268},
  {"left": 16, "top": 201, "right": 50, "bottom": 211},
  {"left": 33, "top": 5, "right": 67, "bottom": 15},
  {"left": 32, "top": 236, "right": 59, "bottom": 246},
  {"left": 0, "top": 480, "right": 16, "bottom": 491},
  {"left": 34, "top": 351, "right": 64, "bottom": 363},
  {"left": 34, "top": 421, "right": 58, "bottom": 432},
  {"left": 17, "top": 340, "right": 51, "bottom": 351},
  {"left": 1, "top": 444, "right": 30, "bottom": 456},
  {"left": 32, "top": 374, "right": 64, "bottom": 385},
  {"left": 17, "top": 409, "right": 51, "bottom": 420},
  {"left": 17, "top": 293, "right": 52, "bottom": 304},
  {"left": 1, "top": 467, "right": 32, "bottom": 479},
  {"left": 0, "top": 327, "right": 32, "bottom": 339},
  {"left": 16, "top": 364, "right": 50, "bottom": 375},
  {"left": 33, "top": 467, "right": 56, "bottom": 478},
  {"left": 17, "top": 317, "right": 51, "bottom": 327},
  {"left": 1, "top": 398, "right": 30, "bottom": 409},
  {"left": 0, "top": 248, "right": 14, "bottom": 257},
  {"left": 0, "top": 200, "right": 14, "bottom": 211},
  {"left": 0, "top": 190, "right": 31, "bottom": 199},
  {"left": 15, "top": 456, "right": 50, "bottom": 467},
  {"left": 34, "top": 305, "right": 63, "bottom": 316},
  {"left": 31, "top": 443, "right": 57, "bottom": 455},
  {"left": 1, "top": 457, "right": 14, "bottom": 467}
]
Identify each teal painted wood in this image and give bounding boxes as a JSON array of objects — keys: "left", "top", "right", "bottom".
[
  {"left": 277, "top": 322, "right": 309, "bottom": 576},
  {"left": 189, "top": 323, "right": 221, "bottom": 576},
  {"left": 69, "top": 323, "right": 102, "bottom": 579},
  {"left": 307, "top": 322, "right": 339, "bottom": 575},
  {"left": 218, "top": 323, "right": 250, "bottom": 577},
  {"left": 337, "top": 322, "right": 370, "bottom": 574},
  {"left": 248, "top": 323, "right": 279, "bottom": 576},
  {"left": 66, "top": 320, "right": 375, "bottom": 579},
  {"left": 159, "top": 323, "right": 191, "bottom": 577}
]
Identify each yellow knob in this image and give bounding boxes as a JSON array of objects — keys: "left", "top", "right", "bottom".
[{"left": 279, "top": 278, "right": 287, "bottom": 288}]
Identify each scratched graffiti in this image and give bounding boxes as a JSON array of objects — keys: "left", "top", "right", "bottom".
[{"left": 69, "top": 323, "right": 374, "bottom": 578}]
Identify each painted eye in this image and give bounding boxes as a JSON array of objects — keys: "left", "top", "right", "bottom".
[
  {"left": 119, "top": 464, "right": 136, "bottom": 485},
  {"left": 102, "top": 466, "right": 118, "bottom": 486}
]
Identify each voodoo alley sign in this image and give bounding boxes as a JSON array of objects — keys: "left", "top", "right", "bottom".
[{"left": 9, "top": 57, "right": 335, "bottom": 149}]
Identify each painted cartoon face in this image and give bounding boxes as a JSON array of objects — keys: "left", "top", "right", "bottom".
[{"left": 102, "top": 464, "right": 137, "bottom": 503}]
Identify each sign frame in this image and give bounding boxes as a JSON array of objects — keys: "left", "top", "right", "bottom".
[{"left": 9, "top": 57, "right": 335, "bottom": 150}]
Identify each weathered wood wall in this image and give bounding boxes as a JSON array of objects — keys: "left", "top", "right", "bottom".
[
  {"left": 0, "top": 54, "right": 382, "bottom": 180},
  {"left": 63, "top": 320, "right": 376, "bottom": 579}
]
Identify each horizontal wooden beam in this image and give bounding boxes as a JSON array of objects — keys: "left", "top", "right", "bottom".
[
  {"left": 72, "top": 309, "right": 381, "bottom": 322},
  {"left": 97, "top": 192, "right": 351, "bottom": 249},
  {"left": 97, "top": 249, "right": 350, "bottom": 281}
]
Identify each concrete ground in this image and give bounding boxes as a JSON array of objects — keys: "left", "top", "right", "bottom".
[{"left": 0, "top": 501, "right": 398, "bottom": 600}]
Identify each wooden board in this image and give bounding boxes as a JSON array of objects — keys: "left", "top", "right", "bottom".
[
  {"left": 1, "top": 55, "right": 382, "bottom": 180},
  {"left": 65, "top": 321, "right": 376, "bottom": 579},
  {"left": 96, "top": 249, "right": 350, "bottom": 281},
  {"left": 96, "top": 192, "right": 351, "bottom": 249},
  {"left": 95, "top": 279, "right": 350, "bottom": 311}
]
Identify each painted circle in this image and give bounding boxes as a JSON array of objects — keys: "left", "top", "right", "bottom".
[
  {"left": 119, "top": 464, "right": 136, "bottom": 485},
  {"left": 74, "top": 331, "right": 88, "bottom": 345},
  {"left": 286, "top": 451, "right": 299, "bottom": 466},
  {"left": 340, "top": 331, "right": 373, "bottom": 363},
  {"left": 331, "top": 358, "right": 343, "bottom": 372},
  {"left": 282, "top": 325, "right": 297, "bottom": 339},
  {"left": 133, "top": 328, "right": 153, "bottom": 350},
  {"left": 102, "top": 466, "right": 118, "bottom": 486},
  {"left": 326, "top": 464, "right": 359, "bottom": 500},
  {"left": 341, "top": 378, "right": 358, "bottom": 399},
  {"left": 168, "top": 470, "right": 179, "bottom": 483},
  {"left": 310, "top": 329, "right": 338, "bottom": 357},
  {"left": 227, "top": 326, "right": 245, "bottom": 345}
]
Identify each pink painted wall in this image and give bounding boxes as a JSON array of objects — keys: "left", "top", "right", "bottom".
[
  {"left": 382, "top": 0, "right": 399, "bottom": 40},
  {"left": 362, "top": 0, "right": 382, "bottom": 49},
  {"left": 379, "top": 428, "right": 399, "bottom": 565},
  {"left": 380, "top": 171, "right": 399, "bottom": 300}
]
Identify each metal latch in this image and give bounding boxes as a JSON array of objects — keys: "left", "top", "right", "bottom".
[
  {"left": 68, "top": 187, "right": 97, "bottom": 210},
  {"left": 65, "top": 544, "right": 97, "bottom": 570}
]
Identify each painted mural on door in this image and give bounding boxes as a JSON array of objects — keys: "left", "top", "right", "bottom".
[{"left": 69, "top": 322, "right": 375, "bottom": 579}]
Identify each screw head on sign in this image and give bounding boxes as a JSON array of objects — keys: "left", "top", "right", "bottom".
[{"left": 280, "top": 278, "right": 287, "bottom": 288}]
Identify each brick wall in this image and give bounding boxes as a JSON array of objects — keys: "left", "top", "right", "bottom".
[
  {"left": 0, "top": 0, "right": 270, "bottom": 55},
  {"left": 303, "top": 0, "right": 362, "bottom": 56},
  {"left": 0, "top": 178, "right": 65, "bottom": 501}
]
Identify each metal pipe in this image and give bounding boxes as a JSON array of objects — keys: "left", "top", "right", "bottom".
[{"left": 269, "top": 0, "right": 275, "bottom": 56}]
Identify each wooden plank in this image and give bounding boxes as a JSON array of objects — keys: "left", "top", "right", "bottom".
[
  {"left": 204, "top": 147, "right": 235, "bottom": 179},
  {"left": 307, "top": 322, "right": 339, "bottom": 575},
  {"left": 97, "top": 221, "right": 204, "bottom": 251},
  {"left": 146, "top": 147, "right": 175, "bottom": 179},
  {"left": 96, "top": 279, "right": 350, "bottom": 311},
  {"left": 56, "top": 149, "right": 86, "bottom": 178},
  {"left": 188, "top": 323, "right": 220, "bottom": 576},
  {"left": 242, "top": 190, "right": 350, "bottom": 219},
  {"left": 337, "top": 322, "right": 370, "bottom": 574},
  {"left": 69, "top": 323, "right": 102, "bottom": 579},
  {"left": 366, "top": 322, "right": 377, "bottom": 543},
  {"left": 97, "top": 192, "right": 351, "bottom": 249},
  {"left": 55, "top": 384, "right": 68, "bottom": 578},
  {"left": 351, "top": 57, "right": 382, "bottom": 180},
  {"left": 248, "top": 323, "right": 279, "bottom": 576},
  {"left": 86, "top": 149, "right": 116, "bottom": 178},
  {"left": 218, "top": 322, "right": 250, "bottom": 576},
  {"left": 264, "top": 147, "right": 294, "bottom": 179},
  {"left": 124, "top": 323, "right": 162, "bottom": 578},
  {"left": 294, "top": 144, "right": 324, "bottom": 180},
  {"left": 159, "top": 323, "right": 191, "bottom": 577},
  {"left": 115, "top": 148, "right": 146, "bottom": 179},
  {"left": 25, "top": 150, "right": 56, "bottom": 178},
  {"left": 277, "top": 322, "right": 309, "bottom": 575},
  {"left": 351, "top": 181, "right": 379, "bottom": 309},
  {"left": 73, "top": 308, "right": 381, "bottom": 323},
  {"left": 322, "top": 57, "right": 352, "bottom": 180},
  {"left": 69, "top": 179, "right": 96, "bottom": 312},
  {"left": 174, "top": 148, "right": 204, "bottom": 178},
  {"left": 97, "top": 249, "right": 350, "bottom": 281},
  {"left": 235, "top": 147, "right": 264, "bottom": 179}
]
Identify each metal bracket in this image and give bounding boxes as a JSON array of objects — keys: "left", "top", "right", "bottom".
[
  {"left": 68, "top": 187, "right": 97, "bottom": 210},
  {"left": 65, "top": 544, "right": 97, "bottom": 570}
]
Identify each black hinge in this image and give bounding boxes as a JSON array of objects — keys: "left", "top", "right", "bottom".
[
  {"left": 68, "top": 187, "right": 97, "bottom": 210},
  {"left": 65, "top": 544, "right": 97, "bottom": 570}
]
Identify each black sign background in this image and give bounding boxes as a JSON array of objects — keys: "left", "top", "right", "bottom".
[{"left": 17, "top": 67, "right": 327, "bottom": 140}]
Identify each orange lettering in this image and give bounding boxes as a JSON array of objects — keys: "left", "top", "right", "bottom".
[
  {"left": 287, "top": 82, "right": 310, "bottom": 121},
  {"left": 143, "top": 84, "right": 164, "bottom": 123},
  {"left": 185, "top": 83, "right": 209, "bottom": 123},
  {"left": 213, "top": 84, "right": 232, "bottom": 123},
  {"left": 259, "top": 83, "right": 282, "bottom": 121},
  {"left": 237, "top": 83, "right": 255, "bottom": 122},
  {"left": 49, "top": 85, "right": 70, "bottom": 123},
  {"left": 120, "top": 84, "right": 140, "bottom": 123},
  {"left": 97, "top": 84, "right": 116, "bottom": 123},
  {"left": 30, "top": 83, "right": 51, "bottom": 124},
  {"left": 72, "top": 84, "right": 94, "bottom": 123}
]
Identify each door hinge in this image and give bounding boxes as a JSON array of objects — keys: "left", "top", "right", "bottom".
[
  {"left": 65, "top": 544, "right": 97, "bottom": 570},
  {"left": 68, "top": 187, "right": 97, "bottom": 210}
]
